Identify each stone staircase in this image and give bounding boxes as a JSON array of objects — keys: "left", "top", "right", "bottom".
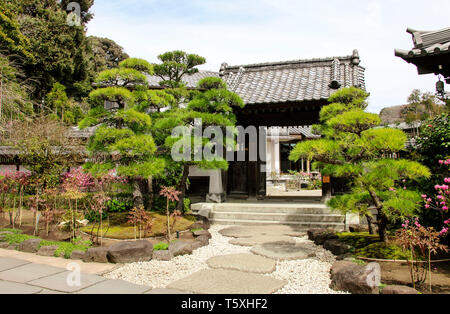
[{"left": 191, "top": 202, "right": 346, "bottom": 231}]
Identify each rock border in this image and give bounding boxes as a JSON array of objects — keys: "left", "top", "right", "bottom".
[{"left": 0, "top": 218, "right": 212, "bottom": 264}]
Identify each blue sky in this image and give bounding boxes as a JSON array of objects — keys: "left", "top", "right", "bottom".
[{"left": 86, "top": 0, "right": 450, "bottom": 113}]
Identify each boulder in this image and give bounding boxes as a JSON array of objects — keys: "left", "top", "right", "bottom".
[
  {"left": 189, "top": 222, "right": 204, "bottom": 231},
  {"left": 381, "top": 285, "right": 419, "bottom": 295},
  {"left": 191, "top": 240, "right": 205, "bottom": 251},
  {"left": 83, "top": 247, "right": 109, "bottom": 263},
  {"left": 169, "top": 241, "right": 193, "bottom": 257},
  {"left": 349, "top": 225, "right": 369, "bottom": 233},
  {"left": 7, "top": 245, "right": 17, "bottom": 250},
  {"left": 153, "top": 250, "right": 173, "bottom": 261},
  {"left": 70, "top": 250, "right": 86, "bottom": 260},
  {"left": 196, "top": 235, "right": 210, "bottom": 246},
  {"left": 19, "top": 239, "right": 41, "bottom": 253},
  {"left": 307, "top": 229, "right": 338, "bottom": 245},
  {"left": 37, "top": 245, "right": 59, "bottom": 257},
  {"left": 193, "top": 230, "right": 211, "bottom": 239},
  {"left": 330, "top": 261, "right": 381, "bottom": 294},
  {"left": 324, "top": 239, "right": 352, "bottom": 256},
  {"left": 106, "top": 240, "right": 153, "bottom": 263},
  {"left": 0, "top": 242, "right": 9, "bottom": 249}
]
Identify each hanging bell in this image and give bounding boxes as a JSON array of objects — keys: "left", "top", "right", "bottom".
[{"left": 436, "top": 80, "right": 445, "bottom": 95}]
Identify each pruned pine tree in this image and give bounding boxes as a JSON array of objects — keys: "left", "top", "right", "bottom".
[
  {"left": 289, "top": 87, "right": 430, "bottom": 241},
  {"left": 80, "top": 58, "right": 167, "bottom": 208}
]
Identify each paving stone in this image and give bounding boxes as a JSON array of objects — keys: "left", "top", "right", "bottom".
[
  {"left": 38, "top": 289, "right": 67, "bottom": 294},
  {"left": 251, "top": 241, "right": 316, "bottom": 260},
  {"left": 77, "top": 279, "right": 151, "bottom": 294},
  {"left": 145, "top": 288, "right": 189, "bottom": 294},
  {"left": 28, "top": 270, "right": 107, "bottom": 293},
  {"left": 167, "top": 269, "right": 286, "bottom": 294},
  {"left": 0, "top": 263, "right": 65, "bottom": 283},
  {"left": 0, "top": 257, "right": 30, "bottom": 272},
  {"left": 229, "top": 235, "right": 295, "bottom": 247},
  {"left": 0, "top": 280, "right": 43, "bottom": 294},
  {"left": 207, "top": 253, "right": 276, "bottom": 274}
]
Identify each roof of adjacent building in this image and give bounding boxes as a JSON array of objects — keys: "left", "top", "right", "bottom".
[
  {"left": 395, "top": 27, "right": 450, "bottom": 60},
  {"left": 146, "top": 71, "right": 219, "bottom": 89},
  {"left": 267, "top": 126, "right": 320, "bottom": 139},
  {"left": 220, "top": 50, "right": 365, "bottom": 105},
  {"left": 146, "top": 50, "right": 366, "bottom": 105}
]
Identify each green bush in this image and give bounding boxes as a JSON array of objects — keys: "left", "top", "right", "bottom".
[
  {"left": 337, "top": 232, "right": 380, "bottom": 250},
  {"left": 0, "top": 228, "right": 23, "bottom": 234},
  {"left": 85, "top": 210, "right": 108, "bottom": 223},
  {"left": 153, "top": 242, "right": 169, "bottom": 251},
  {"left": 107, "top": 199, "right": 133, "bottom": 213}
]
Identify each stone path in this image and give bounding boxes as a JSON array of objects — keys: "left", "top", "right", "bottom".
[
  {"left": 164, "top": 225, "right": 339, "bottom": 294},
  {"left": 0, "top": 253, "right": 184, "bottom": 294}
]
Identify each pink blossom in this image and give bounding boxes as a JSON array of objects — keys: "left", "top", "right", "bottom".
[
  {"left": 425, "top": 204, "right": 430, "bottom": 209},
  {"left": 443, "top": 206, "right": 449, "bottom": 211}
]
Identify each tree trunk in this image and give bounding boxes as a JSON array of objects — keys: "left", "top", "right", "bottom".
[
  {"left": 132, "top": 179, "right": 144, "bottom": 208},
  {"left": 147, "top": 176, "right": 154, "bottom": 210},
  {"left": 368, "top": 189, "right": 388, "bottom": 242},
  {"left": 365, "top": 214, "right": 375, "bottom": 235},
  {"left": 177, "top": 164, "right": 190, "bottom": 212}
]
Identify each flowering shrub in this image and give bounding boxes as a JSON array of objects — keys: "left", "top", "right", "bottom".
[
  {"left": 397, "top": 218, "right": 448, "bottom": 291},
  {"left": 421, "top": 159, "right": 450, "bottom": 236},
  {"left": 127, "top": 206, "right": 153, "bottom": 240}
]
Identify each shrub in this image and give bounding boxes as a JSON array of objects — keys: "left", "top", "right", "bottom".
[
  {"left": 107, "top": 199, "right": 133, "bottom": 213},
  {"left": 153, "top": 242, "right": 169, "bottom": 251},
  {"left": 355, "top": 242, "right": 412, "bottom": 260}
]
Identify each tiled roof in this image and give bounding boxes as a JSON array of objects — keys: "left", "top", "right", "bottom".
[
  {"left": 267, "top": 126, "right": 320, "bottom": 139},
  {"left": 146, "top": 70, "right": 219, "bottom": 89},
  {"left": 395, "top": 27, "right": 450, "bottom": 60},
  {"left": 379, "top": 105, "right": 407, "bottom": 125},
  {"left": 220, "top": 50, "right": 365, "bottom": 105},
  {"left": 395, "top": 27, "right": 450, "bottom": 81}
]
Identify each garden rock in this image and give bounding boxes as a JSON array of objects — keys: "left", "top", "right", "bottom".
[
  {"left": 169, "top": 241, "right": 193, "bottom": 257},
  {"left": 189, "top": 222, "right": 204, "bottom": 231},
  {"left": 83, "top": 247, "right": 109, "bottom": 263},
  {"left": 0, "top": 242, "right": 8, "bottom": 249},
  {"left": 37, "top": 245, "right": 59, "bottom": 257},
  {"left": 153, "top": 250, "right": 173, "bottom": 261},
  {"left": 190, "top": 240, "right": 205, "bottom": 251},
  {"left": 324, "top": 239, "right": 352, "bottom": 256},
  {"left": 193, "top": 230, "right": 211, "bottom": 239},
  {"left": 106, "top": 240, "right": 153, "bottom": 263},
  {"left": 307, "top": 229, "right": 338, "bottom": 245},
  {"left": 19, "top": 239, "right": 41, "bottom": 253},
  {"left": 330, "top": 261, "right": 381, "bottom": 294},
  {"left": 70, "top": 250, "right": 86, "bottom": 260},
  {"left": 381, "top": 285, "right": 419, "bottom": 294},
  {"left": 196, "top": 235, "right": 210, "bottom": 246}
]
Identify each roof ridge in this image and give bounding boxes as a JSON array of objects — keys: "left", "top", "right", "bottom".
[{"left": 224, "top": 55, "right": 354, "bottom": 70}]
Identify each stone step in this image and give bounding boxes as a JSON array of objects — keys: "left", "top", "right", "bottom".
[
  {"left": 210, "top": 211, "right": 345, "bottom": 223},
  {"left": 212, "top": 203, "right": 334, "bottom": 214},
  {"left": 209, "top": 218, "right": 345, "bottom": 230}
]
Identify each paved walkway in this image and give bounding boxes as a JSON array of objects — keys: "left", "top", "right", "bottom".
[{"left": 0, "top": 250, "right": 185, "bottom": 294}]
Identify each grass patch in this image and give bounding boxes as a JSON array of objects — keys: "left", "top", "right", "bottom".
[
  {"left": 336, "top": 231, "right": 414, "bottom": 260},
  {"left": 0, "top": 228, "right": 23, "bottom": 235},
  {"left": 153, "top": 242, "right": 169, "bottom": 251},
  {"left": 81, "top": 213, "right": 196, "bottom": 240},
  {"left": 191, "top": 228, "right": 203, "bottom": 232},
  {"left": 355, "top": 242, "right": 413, "bottom": 260}
]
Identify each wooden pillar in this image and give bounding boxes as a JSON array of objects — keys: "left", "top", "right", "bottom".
[{"left": 322, "top": 175, "right": 332, "bottom": 202}]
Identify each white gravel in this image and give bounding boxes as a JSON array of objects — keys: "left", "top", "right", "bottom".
[{"left": 103, "top": 225, "right": 344, "bottom": 294}]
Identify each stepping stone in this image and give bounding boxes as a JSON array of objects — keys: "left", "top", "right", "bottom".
[
  {"left": 28, "top": 271, "right": 107, "bottom": 293},
  {"left": 145, "top": 288, "right": 189, "bottom": 294},
  {"left": 207, "top": 253, "right": 276, "bottom": 274},
  {"left": 0, "top": 257, "right": 30, "bottom": 272},
  {"left": 77, "top": 279, "right": 152, "bottom": 294},
  {"left": 0, "top": 280, "right": 43, "bottom": 294},
  {"left": 230, "top": 235, "right": 295, "bottom": 247},
  {"left": 167, "top": 269, "right": 286, "bottom": 294},
  {"left": 251, "top": 241, "right": 316, "bottom": 261},
  {"left": 0, "top": 263, "right": 65, "bottom": 283},
  {"left": 220, "top": 225, "right": 306, "bottom": 238}
]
